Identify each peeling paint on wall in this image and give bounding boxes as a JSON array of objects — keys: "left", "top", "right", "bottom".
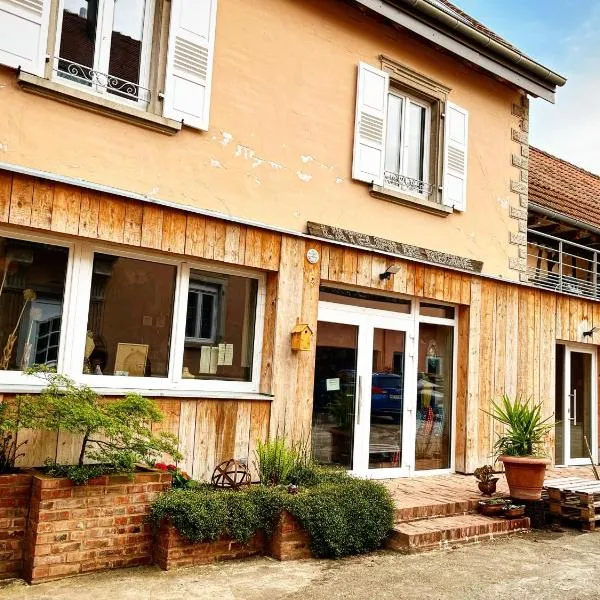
[
  {"left": 300, "top": 155, "right": 314, "bottom": 163},
  {"left": 296, "top": 171, "right": 312, "bottom": 182},
  {"left": 335, "top": 177, "right": 343, "bottom": 184},
  {"left": 210, "top": 159, "right": 223, "bottom": 168}
]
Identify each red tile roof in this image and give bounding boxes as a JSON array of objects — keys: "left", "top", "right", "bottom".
[{"left": 529, "top": 147, "right": 600, "bottom": 230}]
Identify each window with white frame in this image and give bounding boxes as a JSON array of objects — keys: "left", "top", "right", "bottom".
[
  {"left": 0, "top": 229, "right": 264, "bottom": 393},
  {"left": 384, "top": 90, "right": 430, "bottom": 196},
  {"left": 0, "top": 237, "right": 68, "bottom": 372},
  {"left": 0, "top": 0, "right": 219, "bottom": 130},
  {"left": 352, "top": 61, "right": 469, "bottom": 211},
  {"left": 55, "top": 0, "right": 155, "bottom": 105}
]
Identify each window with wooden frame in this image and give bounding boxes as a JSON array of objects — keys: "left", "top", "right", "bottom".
[
  {"left": 0, "top": 0, "right": 218, "bottom": 130},
  {"left": 0, "top": 227, "right": 266, "bottom": 395},
  {"left": 352, "top": 58, "right": 469, "bottom": 213}
]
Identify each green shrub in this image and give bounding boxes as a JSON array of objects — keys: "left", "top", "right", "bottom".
[
  {"left": 149, "top": 476, "right": 394, "bottom": 559},
  {"left": 289, "top": 478, "right": 395, "bottom": 558},
  {"left": 42, "top": 460, "right": 116, "bottom": 486},
  {"left": 289, "top": 462, "right": 350, "bottom": 487}
]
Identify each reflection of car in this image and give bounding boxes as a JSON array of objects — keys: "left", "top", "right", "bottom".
[{"left": 371, "top": 372, "right": 403, "bottom": 420}]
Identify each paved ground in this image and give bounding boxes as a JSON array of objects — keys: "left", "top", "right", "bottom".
[{"left": 2, "top": 528, "right": 600, "bottom": 600}]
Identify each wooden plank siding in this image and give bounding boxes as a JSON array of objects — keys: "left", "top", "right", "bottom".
[{"left": 2, "top": 170, "right": 600, "bottom": 477}]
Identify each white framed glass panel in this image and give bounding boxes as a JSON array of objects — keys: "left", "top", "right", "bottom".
[
  {"left": 407, "top": 101, "right": 426, "bottom": 182},
  {"left": 181, "top": 270, "right": 258, "bottom": 383},
  {"left": 384, "top": 94, "right": 404, "bottom": 175},
  {"left": 0, "top": 237, "right": 69, "bottom": 372},
  {"left": 83, "top": 253, "right": 177, "bottom": 378}
]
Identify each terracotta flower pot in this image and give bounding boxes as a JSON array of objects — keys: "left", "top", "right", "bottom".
[
  {"left": 499, "top": 455, "right": 551, "bottom": 501},
  {"left": 478, "top": 500, "right": 508, "bottom": 517},
  {"left": 478, "top": 478, "right": 499, "bottom": 496}
]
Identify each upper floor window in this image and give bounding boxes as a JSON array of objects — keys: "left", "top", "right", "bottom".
[
  {"left": 56, "top": 0, "right": 154, "bottom": 106},
  {"left": 384, "top": 91, "right": 431, "bottom": 196},
  {"left": 0, "top": 0, "right": 219, "bottom": 130},
  {"left": 352, "top": 60, "right": 468, "bottom": 213}
]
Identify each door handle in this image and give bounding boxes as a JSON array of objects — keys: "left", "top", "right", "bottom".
[
  {"left": 568, "top": 390, "right": 577, "bottom": 426},
  {"left": 356, "top": 375, "right": 362, "bottom": 426}
]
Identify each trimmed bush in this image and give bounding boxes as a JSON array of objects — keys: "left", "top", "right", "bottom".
[{"left": 150, "top": 474, "right": 395, "bottom": 559}]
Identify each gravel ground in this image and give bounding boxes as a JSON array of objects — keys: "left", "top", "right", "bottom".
[{"left": 2, "top": 529, "right": 600, "bottom": 600}]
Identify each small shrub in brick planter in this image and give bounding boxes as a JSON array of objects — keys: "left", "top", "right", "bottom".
[
  {"left": 24, "top": 469, "right": 172, "bottom": 584},
  {"left": 150, "top": 466, "right": 395, "bottom": 568}
]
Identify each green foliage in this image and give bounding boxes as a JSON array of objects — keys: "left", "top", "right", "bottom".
[
  {"left": 254, "top": 437, "right": 307, "bottom": 486},
  {"left": 289, "top": 478, "right": 394, "bottom": 558},
  {"left": 0, "top": 395, "right": 36, "bottom": 473},
  {"left": 150, "top": 475, "right": 395, "bottom": 559},
  {"left": 485, "top": 394, "right": 554, "bottom": 457},
  {"left": 43, "top": 459, "right": 117, "bottom": 486},
  {"left": 288, "top": 462, "right": 350, "bottom": 487},
  {"left": 473, "top": 465, "right": 496, "bottom": 483},
  {"left": 23, "top": 367, "right": 181, "bottom": 475}
]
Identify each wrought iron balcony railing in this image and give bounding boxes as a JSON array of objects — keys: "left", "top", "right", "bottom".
[
  {"left": 53, "top": 57, "right": 151, "bottom": 104},
  {"left": 383, "top": 171, "right": 434, "bottom": 198},
  {"left": 527, "top": 229, "right": 599, "bottom": 299}
]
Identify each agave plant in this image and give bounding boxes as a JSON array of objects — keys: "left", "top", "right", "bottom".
[{"left": 485, "top": 394, "right": 554, "bottom": 457}]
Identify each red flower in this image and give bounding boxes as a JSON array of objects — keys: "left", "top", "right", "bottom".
[
  {"left": 154, "top": 463, "right": 168, "bottom": 471},
  {"left": 166, "top": 464, "right": 177, "bottom": 471}
]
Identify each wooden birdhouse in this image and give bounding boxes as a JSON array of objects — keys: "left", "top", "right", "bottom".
[{"left": 291, "top": 323, "right": 313, "bottom": 351}]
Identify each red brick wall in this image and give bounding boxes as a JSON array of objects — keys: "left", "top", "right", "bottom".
[
  {"left": 155, "top": 510, "right": 313, "bottom": 571},
  {"left": 23, "top": 470, "right": 171, "bottom": 584},
  {"left": 154, "top": 523, "right": 266, "bottom": 570},
  {"left": 0, "top": 473, "right": 32, "bottom": 580},
  {"left": 268, "top": 511, "right": 312, "bottom": 561}
]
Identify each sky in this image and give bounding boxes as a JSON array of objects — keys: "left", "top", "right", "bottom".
[{"left": 455, "top": 0, "right": 600, "bottom": 174}]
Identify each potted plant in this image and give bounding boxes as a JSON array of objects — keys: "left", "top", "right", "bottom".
[
  {"left": 478, "top": 497, "right": 509, "bottom": 517},
  {"left": 486, "top": 394, "right": 554, "bottom": 501},
  {"left": 473, "top": 464, "right": 499, "bottom": 496}
]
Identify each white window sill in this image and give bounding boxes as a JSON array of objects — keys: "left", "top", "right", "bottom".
[
  {"left": 17, "top": 71, "right": 182, "bottom": 135},
  {"left": 0, "top": 378, "right": 272, "bottom": 400},
  {"left": 371, "top": 184, "right": 452, "bottom": 217}
]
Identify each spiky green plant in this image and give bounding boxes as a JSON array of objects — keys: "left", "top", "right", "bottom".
[
  {"left": 254, "top": 437, "right": 306, "bottom": 486},
  {"left": 485, "top": 394, "right": 554, "bottom": 457}
]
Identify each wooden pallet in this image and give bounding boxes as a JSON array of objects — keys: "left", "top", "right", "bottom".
[{"left": 544, "top": 477, "right": 600, "bottom": 531}]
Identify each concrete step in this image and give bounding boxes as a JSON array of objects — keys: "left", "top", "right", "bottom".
[
  {"left": 386, "top": 514, "right": 530, "bottom": 553},
  {"left": 394, "top": 498, "right": 482, "bottom": 522}
]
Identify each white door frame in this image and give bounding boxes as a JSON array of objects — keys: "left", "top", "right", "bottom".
[
  {"left": 318, "top": 300, "right": 416, "bottom": 478},
  {"left": 558, "top": 343, "right": 598, "bottom": 466}
]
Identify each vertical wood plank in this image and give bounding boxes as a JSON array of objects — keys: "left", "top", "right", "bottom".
[
  {"left": 464, "top": 278, "right": 481, "bottom": 472},
  {"left": 30, "top": 180, "right": 54, "bottom": 230},
  {"left": 248, "top": 401, "right": 270, "bottom": 481},
  {"left": 78, "top": 190, "right": 100, "bottom": 238},
  {"left": 178, "top": 400, "right": 197, "bottom": 476},
  {"left": 97, "top": 195, "right": 126, "bottom": 243},
  {"left": 184, "top": 214, "right": 206, "bottom": 257},
  {"left": 355, "top": 252, "right": 373, "bottom": 288},
  {"left": 123, "top": 201, "right": 143, "bottom": 246},
  {"left": 141, "top": 205, "right": 164, "bottom": 250},
  {"left": 8, "top": 175, "right": 34, "bottom": 226},
  {"left": 224, "top": 223, "right": 242, "bottom": 264},
  {"left": 243, "top": 227, "right": 262, "bottom": 268},
  {"left": 504, "top": 284, "right": 519, "bottom": 400},
  {"left": 50, "top": 184, "right": 80, "bottom": 234},
  {"left": 319, "top": 245, "right": 330, "bottom": 280},
  {"left": 234, "top": 402, "right": 252, "bottom": 463},
  {"left": 327, "top": 246, "right": 343, "bottom": 282},
  {"left": 213, "top": 221, "right": 227, "bottom": 262},
  {"left": 161, "top": 211, "right": 186, "bottom": 254},
  {"left": 455, "top": 305, "right": 470, "bottom": 473},
  {"left": 151, "top": 399, "right": 181, "bottom": 464},
  {"left": 0, "top": 171, "right": 12, "bottom": 223},
  {"left": 259, "top": 272, "right": 278, "bottom": 395},
  {"left": 203, "top": 218, "right": 217, "bottom": 260}
]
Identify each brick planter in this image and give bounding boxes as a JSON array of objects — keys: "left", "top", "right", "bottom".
[
  {"left": 268, "top": 511, "right": 312, "bottom": 561},
  {"left": 155, "top": 510, "right": 313, "bottom": 570},
  {"left": 0, "top": 472, "right": 33, "bottom": 580},
  {"left": 154, "top": 522, "right": 265, "bottom": 570},
  {"left": 23, "top": 470, "right": 171, "bottom": 584}
]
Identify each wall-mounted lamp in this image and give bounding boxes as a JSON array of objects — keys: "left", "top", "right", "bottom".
[
  {"left": 583, "top": 327, "right": 600, "bottom": 338},
  {"left": 379, "top": 265, "right": 400, "bottom": 280}
]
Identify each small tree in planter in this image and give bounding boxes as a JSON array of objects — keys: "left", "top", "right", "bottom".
[
  {"left": 486, "top": 394, "right": 554, "bottom": 501},
  {"left": 24, "top": 368, "right": 181, "bottom": 483}
]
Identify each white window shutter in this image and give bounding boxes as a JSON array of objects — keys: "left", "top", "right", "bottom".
[
  {"left": 0, "top": 0, "right": 50, "bottom": 76},
  {"left": 352, "top": 62, "right": 389, "bottom": 186},
  {"left": 163, "top": 0, "right": 218, "bottom": 130},
  {"left": 442, "top": 102, "right": 469, "bottom": 211}
]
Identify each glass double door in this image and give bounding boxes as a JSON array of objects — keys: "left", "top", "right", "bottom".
[
  {"left": 555, "top": 345, "right": 597, "bottom": 466},
  {"left": 312, "top": 302, "right": 416, "bottom": 477}
]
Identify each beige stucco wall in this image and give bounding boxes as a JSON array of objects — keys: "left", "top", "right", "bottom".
[{"left": 0, "top": 0, "right": 523, "bottom": 280}]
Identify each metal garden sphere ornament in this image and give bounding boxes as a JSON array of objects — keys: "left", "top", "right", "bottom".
[{"left": 211, "top": 459, "right": 251, "bottom": 490}]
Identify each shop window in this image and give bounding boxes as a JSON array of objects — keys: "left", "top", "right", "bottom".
[
  {"left": 181, "top": 271, "right": 257, "bottom": 382},
  {"left": 84, "top": 253, "right": 177, "bottom": 377},
  {"left": 420, "top": 302, "right": 455, "bottom": 320},
  {"left": 0, "top": 238, "right": 68, "bottom": 371}
]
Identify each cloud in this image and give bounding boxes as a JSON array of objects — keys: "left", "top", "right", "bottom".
[{"left": 530, "top": 4, "right": 600, "bottom": 174}]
